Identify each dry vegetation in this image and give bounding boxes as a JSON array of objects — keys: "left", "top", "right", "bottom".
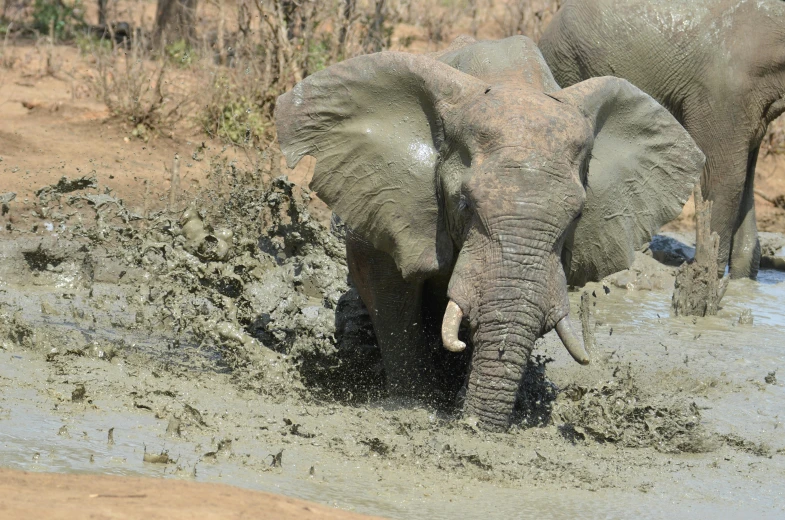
[
  {"left": 0, "top": 0, "right": 783, "bottom": 173},
  {"left": 0, "top": 0, "right": 571, "bottom": 149}
]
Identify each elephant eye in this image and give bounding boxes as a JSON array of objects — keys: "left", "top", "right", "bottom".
[
  {"left": 578, "top": 152, "right": 591, "bottom": 186},
  {"left": 458, "top": 194, "right": 470, "bottom": 211}
]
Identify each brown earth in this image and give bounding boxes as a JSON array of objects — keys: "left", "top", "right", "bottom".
[
  {"left": 0, "top": 42, "right": 328, "bottom": 225},
  {"left": 0, "top": 468, "right": 384, "bottom": 519}
]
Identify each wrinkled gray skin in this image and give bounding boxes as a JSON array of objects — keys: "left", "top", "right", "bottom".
[
  {"left": 275, "top": 36, "right": 704, "bottom": 430},
  {"left": 540, "top": 0, "right": 785, "bottom": 279}
]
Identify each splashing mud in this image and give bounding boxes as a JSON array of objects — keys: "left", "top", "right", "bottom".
[{"left": 1, "top": 163, "right": 784, "bottom": 519}]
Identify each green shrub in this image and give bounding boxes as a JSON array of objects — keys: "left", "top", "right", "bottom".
[
  {"left": 165, "top": 39, "right": 193, "bottom": 67},
  {"left": 306, "top": 36, "right": 332, "bottom": 75},
  {"left": 75, "top": 33, "right": 112, "bottom": 54},
  {"left": 212, "top": 97, "right": 266, "bottom": 146},
  {"left": 32, "top": 0, "right": 85, "bottom": 40},
  {"left": 201, "top": 76, "right": 267, "bottom": 146}
]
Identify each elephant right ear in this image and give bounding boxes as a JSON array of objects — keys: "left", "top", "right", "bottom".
[
  {"left": 554, "top": 76, "right": 705, "bottom": 286},
  {"left": 275, "top": 53, "right": 485, "bottom": 280}
]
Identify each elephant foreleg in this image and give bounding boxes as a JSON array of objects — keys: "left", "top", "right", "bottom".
[
  {"left": 728, "top": 146, "right": 762, "bottom": 279},
  {"left": 345, "top": 230, "right": 434, "bottom": 398}
]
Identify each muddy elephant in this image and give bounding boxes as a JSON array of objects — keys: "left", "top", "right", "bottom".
[
  {"left": 274, "top": 36, "right": 704, "bottom": 430},
  {"left": 540, "top": 0, "right": 785, "bottom": 280}
]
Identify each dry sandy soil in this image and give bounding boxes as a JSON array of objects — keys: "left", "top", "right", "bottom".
[{"left": 0, "top": 468, "right": 383, "bottom": 519}]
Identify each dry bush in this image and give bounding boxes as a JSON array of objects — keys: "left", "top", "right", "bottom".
[
  {"left": 2, "top": 0, "right": 572, "bottom": 149},
  {"left": 195, "top": 0, "right": 504, "bottom": 147},
  {"left": 198, "top": 0, "right": 406, "bottom": 147},
  {"left": 198, "top": 0, "right": 339, "bottom": 146},
  {"left": 388, "top": 0, "right": 487, "bottom": 47},
  {"left": 2, "top": 0, "right": 35, "bottom": 29},
  {"left": 412, "top": 0, "right": 466, "bottom": 45},
  {"left": 496, "top": 0, "right": 562, "bottom": 41},
  {"left": 1, "top": 22, "right": 16, "bottom": 67},
  {"left": 88, "top": 31, "right": 193, "bottom": 139}
]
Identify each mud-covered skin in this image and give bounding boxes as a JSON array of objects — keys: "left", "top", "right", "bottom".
[
  {"left": 540, "top": 0, "right": 785, "bottom": 280},
  {"left": 275, "top": 37, "right": 704, "bottom": 430}
]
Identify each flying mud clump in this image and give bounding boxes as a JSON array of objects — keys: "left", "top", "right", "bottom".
[
  {"left": 1, "top": 162, "right": 382, "bottom": 401},
  {"left": 553, "top": 365, "right": 718, "bottom": 454}
]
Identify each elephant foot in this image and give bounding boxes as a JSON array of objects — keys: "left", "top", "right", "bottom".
[
  {"left": 728, "top": 221, "right": 761, "bottom": 280},
  {"left": 728, "top": 259, "right": 759, "bottom": 280}
]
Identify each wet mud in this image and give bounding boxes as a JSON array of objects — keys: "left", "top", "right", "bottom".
[{"left": 1, "top": 165, "right": 784, "bottom": 519}]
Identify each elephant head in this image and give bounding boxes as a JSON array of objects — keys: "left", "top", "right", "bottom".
[{"left": 275, "top": 50, "right": 703, "bottom": 430}]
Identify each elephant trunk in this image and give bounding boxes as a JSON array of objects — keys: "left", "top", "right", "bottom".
[
  {"left": 446, "top": 220, "right": 590, "bottom": 430},
  {"left": 463, "top": 294, "right": 542, "bottom": 431}
]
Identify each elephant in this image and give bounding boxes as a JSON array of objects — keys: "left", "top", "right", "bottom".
[
  {"left": 539, "top": 0, "right": 785, "bottom": 280},
  {"left": 274, "top": 36, "right": 704, "bottom": 430}
]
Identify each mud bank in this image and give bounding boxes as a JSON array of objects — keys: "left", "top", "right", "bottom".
[{"left": 1, "top": 168, "right": 785, "bottom": 519}]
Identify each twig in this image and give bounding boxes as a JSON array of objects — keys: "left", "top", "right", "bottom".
[
  {"left": 142, "top": 179, "right": 150, "bottom": 229},
  {"left": 579, "top": 291, "right": 595, "bottom": 355},
  {"left": 168, "top": 154, "right": 180, "bottom": 213}
]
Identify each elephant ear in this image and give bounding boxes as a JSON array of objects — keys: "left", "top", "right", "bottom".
[
  {"left": 275, "top": 52, "right": 486, "bottom": 280},
  {"left": 435, "top": 35, "right": 560, "bottom": 93},
  {"left": 554, "top": 76, "right": 705, "bottom": 286}
]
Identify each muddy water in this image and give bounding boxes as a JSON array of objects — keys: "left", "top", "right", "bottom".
[
  {"left": 2, "top": 269, "right": 785, "bottom": 519},
  {"left": 1, "top": 174, "right": 784, "bottom": 519}
]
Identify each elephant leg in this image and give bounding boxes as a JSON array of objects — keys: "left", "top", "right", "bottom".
[
  {"left": 345, "top": 230, "right": 434, "bottom": 398},
  {"left": 728, "top": 146, "right": 762, "bottom": 279},
  {"left": 699, "top": 135, "right": 750, "bottom": 278}
]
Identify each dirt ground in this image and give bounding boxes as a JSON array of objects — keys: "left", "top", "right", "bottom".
[
  {"left": 2, "top": 31, "right": 785, "bottom": 520},
  {"left": 0, "top": 468, "right": 383, "bottom": 520}
]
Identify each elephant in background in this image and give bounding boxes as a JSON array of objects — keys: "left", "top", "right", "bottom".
[
  {"left": 540, "top": 0, "right": 785, "bottom": 279},
  {"left": 275, "top": 36, "right": 704, "bottom": 430}
]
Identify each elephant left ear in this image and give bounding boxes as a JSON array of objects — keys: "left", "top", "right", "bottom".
[{"left": 553, "top": 76, "right": 705, "bottom": 286}]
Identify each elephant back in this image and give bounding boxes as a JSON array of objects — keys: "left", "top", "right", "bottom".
[{"left": 434, "top": 35, "right": 561, "bottom": 94}]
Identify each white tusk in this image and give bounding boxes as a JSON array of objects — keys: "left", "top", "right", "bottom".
[
  {"left": 442, "top": 300, "right": 466, "bottom": 352},
  {"left": 555, "top": 315, "right": 590, "bottom": 365}
]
